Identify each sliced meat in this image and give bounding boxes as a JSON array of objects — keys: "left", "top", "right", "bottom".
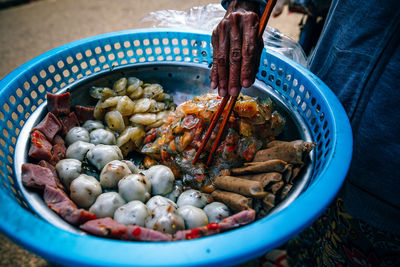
[
  {"left": 51, "top": 144, "right": 66, "bottom": 164},
  {"left": 173, "top": 223, "right": 220, "bottom": 240},
  {"left": 218, "top": 209, "right": 256, "bottom": 232},
  {"left": 75, "top": 105, "right": 94, "bottom": 124},
  {"left": 38, "top": 160, "right": 64, "bottom": 190},
  {"left": 125, "top": 225, "right": 172, "bottom": 241},
  {"left": 60, "top": 112, "right": 80, "bottom": 135},
  {"left": 214, "top": 176, "right": 266, "bottom": 198},
  {"left": 231, "top": 159, "right": 288, "bottom": 175},
  {"left": 211, "top": 190, "right": 252, "bottom": 212},
  {"left": 64, "top": 209, "right": 98, "bottom": 225},
  {"left": 33, "top": 112, "right": 62, "bottom": 141},
  {"left": 28, "top": 130, "right": 53, "bottom": 162},
  {"left": 80, "top": 218, "right": 127, "bottom": 239},
  {"left": 44, "top": 186, "right": 97, "bottom": 225},
  {"left": 47, "top": 92, "right": 70, "bottom": 115},
  {"left": 44, "top": 185, "right": 77, "bottom": 213},
  {"left": 22, "top": 163, "right": 58, "bottom": 190},
  {"left": 52, "top": 135, "right": 66, "bottom": 151}
]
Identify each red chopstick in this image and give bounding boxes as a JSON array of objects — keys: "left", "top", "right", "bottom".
[{"left": 192, "top": 0, "right": 277, "bottom": 165}]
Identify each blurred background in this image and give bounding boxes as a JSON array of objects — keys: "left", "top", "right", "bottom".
[{"left": 0, "top": 0, "right": 302, "bottom": 265}]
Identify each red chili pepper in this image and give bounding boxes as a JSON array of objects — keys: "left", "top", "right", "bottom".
[
  {"left": 185, "top": 228, "right": 200, "bottom": 239},
  {"left": 143, "top": 133, "right": 157, "bottom": 144},
  {"left": 207, "top": 223, "right": 219, "bottom": 231}
]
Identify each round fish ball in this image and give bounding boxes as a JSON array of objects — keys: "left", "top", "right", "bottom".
[
  {"left": 114, "top": 200, "right": 149, "bottom": 226},
  {"left": 118, "top": 174, "right": 151, "bottom": 203},
  {"left": 55, "top": 159, "right": 82, "bottom": 189},
  {"left": 178, "top": 205, "right": 209, "bottom": 229},
  {"left": 65, "top": 141, "right": 95, "bottom": 161},
  {"left": 164, "top": 183, "right": 183, "bottom": 203},
  {"left": 203, "top": 202, "right": 231, "bottom": 223},
  {"left": 70, "top": 174, "right": 102, "bottom": 209},
  {"left": 146, "top": 195, "right": 178, "bottom": 211},
  {"left": 89, "top": 129, "right": 116, "bottom": 145},
  {"left": 100, "top": 160, "right": 132, "bottom": 189},
  {"left": 89, "top": 192, "right": 126, "bottom": 218},
  {"left": 145, "top": 165, "right": 175, "bottom": 195},
  {"left": 86, "top": 144, "right": 123, "bottom": 171},
  {"left": 177, "top": 189, "right": 208, "bottom": 208},
  {"left": 65, "top": 127, "right": 90, "bottom": 145},
  {"left": 145, "top": 205, "right": 185, "bottom": 234},
  {"left": 121, "top": 160, "right": 139, "bottom": 174},
  {"left": 82, "top": 120, "right": 104, "bottom": 132}
]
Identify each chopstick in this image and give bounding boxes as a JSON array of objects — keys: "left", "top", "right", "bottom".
[{"left": 193, "top": 0, "right": 277, "bottom": 166}]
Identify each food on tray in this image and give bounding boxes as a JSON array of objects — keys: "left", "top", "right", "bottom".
[{"left": 21, "top": 76, "right": 315, "bottom": 242}]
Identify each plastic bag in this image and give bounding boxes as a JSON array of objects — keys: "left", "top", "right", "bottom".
[{"left": 140, "top": 4, "right": 308, "bottom": 67}]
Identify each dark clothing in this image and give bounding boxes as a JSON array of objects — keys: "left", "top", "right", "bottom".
[{"left": 222, "top": 0, "right": 400, "bottom": 234}]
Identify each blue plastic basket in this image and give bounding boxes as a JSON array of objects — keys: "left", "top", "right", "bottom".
[{"left": 0, "top": 28, "right": 352, "bottom": 266}]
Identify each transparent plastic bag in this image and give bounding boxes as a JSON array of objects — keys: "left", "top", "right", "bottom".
[{"left": 140, "top": 4, "right": 308, "bottom": 67}]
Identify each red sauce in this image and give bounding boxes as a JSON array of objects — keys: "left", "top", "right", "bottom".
[
  {"left": 132, "top": 227, "right": 141, "bottom": 237},
  {"left": 185, "top": 228, "right": 200, "bottom": 240}
]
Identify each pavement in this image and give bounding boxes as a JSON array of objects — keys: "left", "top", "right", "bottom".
[{"left": 0, "top": 0, "right": 302, "bottom": 265}]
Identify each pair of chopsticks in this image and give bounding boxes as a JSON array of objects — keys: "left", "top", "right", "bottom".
[{"left": 193, "top": 0, "right": 277, "bottom": 166}]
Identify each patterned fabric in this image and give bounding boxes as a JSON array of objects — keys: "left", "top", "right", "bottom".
[{"left": 286, "top": 198, "right": 400, "bottom": 267}]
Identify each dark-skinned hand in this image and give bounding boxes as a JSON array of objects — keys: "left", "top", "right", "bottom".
[{"left": 211, "top": 0, "right": 264, "bottom": 97}]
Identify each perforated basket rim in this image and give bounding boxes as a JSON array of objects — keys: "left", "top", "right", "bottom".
[{"left": 0, "top": 28, "right": 352, "bottom": 267}]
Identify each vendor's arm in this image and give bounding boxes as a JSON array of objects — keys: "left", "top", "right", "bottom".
[{"left": 211, "top": 0, "right": 265, "bottom": 97}]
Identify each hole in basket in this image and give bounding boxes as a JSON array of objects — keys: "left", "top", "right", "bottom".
[
  {"left": 183, "top": 48, "right": 189, "bottom": 55},
  {"left": 175, "top": 56, "right": 182, "bottom": 61},
  {"left": 316, "top": 133, "right": 322, "bottom": 142},
  {"left": 3, "top": 103, "right": 9, "bottom": 112},
  {"left": 124, "top": 41, "right": 131, "bottom": 48},
  {"left": 313, "top": 124, "right": 319, "bottom": 134},
  {"left": 118, "top": 51, "right": 124, "bottom": 59},
  {"left": 323, "top": 120, "right": 328, "bottom": 130},
  {"left": 71, "top": 65, "right": 79, "bottom": 73},
  {"left": 95, "top": 47, "right": 102, "bottom": 54},
  {"left": 157, "top": 56, "right": 164, "bottom": 61},
  {"left": 325, "top": 130, "right": 330, "bottom": 139},
  {"left": 301, "top": 102, "right": 307, "bottom": 111},
  {"left": 325, "top": 139, "right": 330, "bottom": 148},
  {"left": 173, "top": 47, "right": 180, "bottom": 55},
  {"left": 104, "top": 45, "right": 111, "bottom": 52},
  {"left": 289, "top": 89, "right": 295, "bottom": 98},
  {"left": 276, "top": 79, "right": 281, "bottom": 86},
  {"left": 63, "top": 69, "right": 70, "bottom": 77},
  {"left": 155, "top": 47, "right": 162, "bottom": 55},
  {"left": 296, "top": 95, "right": 301, "bottom": 105},
  {"left": 85, "top": 50, "right": 92, "bottom": 57},
  {"left": 0, "top": 111, "right": 3, "bottom": 120},
  {"left": 192, "top": 49, "right": 198, "bottom": 56},
  {"left": 164, "top": 47, "right": 171, "bottom": 54},
  {"left": 263, "top": 59, "right": 268, "bottom": 66},
  {"left": 311, "top": 97, "right": 316, "bottom": 106},
  {"left": 311, "top": 117, "right": 316, "bottom": 125},
  {"left": 90, "top": 58, "right": 97, "bottom": 66},
  {"left": 54, "top": 74, "right": 61, "bottom": 82},
  {"left": 136, "top": 49, "right": 143, "bottom": 56},
  {"left": 268, "top": 75, "right": 274, "bottom": 82},
  {"left": 172, "top": 38, "right": 178, "bottom": 45},
  {"left": 293, "top": 78, "right": 298, "bottom": 87},
  {"left": 316, "top": 104, "right": 321, "bottom": 113},
  {"left": 191, "top": 40, "right": 198, "bottom": 47},
  {"left": 11, "top": 112, "right": 17, "bottom": 121},
  {"left": 31, "top": 75, "right": 38, "bottom": 84},
  {"left": 278, "top": 68, "right": 283, "bottom": 76},
  {"left": 80, "top": 62, "right": 88, "bottom": 69},
  {"left": 143, "top": 39, "right": 150, "bottom": 46},
  {"left": 201, "top": 41, "right": 207, "bottom": 48},
  {"left": 99, "top": 56, "right": 106, "bottom": 63},
  {"left": 30, "top": 91, "right": 37, "bottom": 99},
  {"left": 108, "top": 53, "right": 116, "bottom": 60},
  {"left": 146, "top": 48, "right": 152, "bottom": 55},
  {"left": 57, "top": 61, "right": 64, "bottom": 69},
  {"left": 181, "top": 39, "right": 188, "bottom": 46},
  {"left": 162, "top": 38, "right": 169, "bottom": 45},
  {"left": 127, "top": 50, "right": 134, "bottom": 57},
  {"left": 3, "top": 129, "right": 9, "bottom": 138},
  {"left": 283, "top": 83, "right": 288, "bottom": 91},
  {"left": 40, "top": 70, "right": 47, "bottom": 78},
  {"left": 201, "top": 51, "right": 207, "bottom": 57},
  {"left": 75, "top": 53, "right": 83, "bottom": 60},
  {"left": 67, "top": 56, "right": 74, "bottom": 64},
  {"left": 270, "top": 63, "right": 276, "bottom": 71},
  {"left": 319, "top": 112, "right": 325, "bottom": 121},
  {"left": 114, "top": 42, "right": 121, "bottom": 50},
  {"left": 152, "top": 38, "right": 159, "bottom": 46},
  {"left": 16, "top": 88, "right": 23, "bottom": 97},
  {"left": 299, "top": 85, "right": 305, "bottom": 93},
  {"left": 9, "top": 95, "right": 16, "bottom": 105},
  {"left": 261, "top": 70, "right": 266, "bottom": 77}
]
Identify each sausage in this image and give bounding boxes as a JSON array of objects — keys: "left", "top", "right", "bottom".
[
  {"left": 231, "top": 159, "right": 288, "bottom": 175},
  {"left": 214, "top": 176, "right": 266, "bottom": 198},
  {"left": 237, "top": 172, "right": 282, "bottom": 188},
  {"left": 254, "top": 140, "right": 316, "bottom": 164},
  {"left": 211, "top": 190, "right": 252, "bottom": 212}
]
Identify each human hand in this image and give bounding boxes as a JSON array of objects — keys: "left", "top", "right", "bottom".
[{"left": 210, "top": 0, "right": 264, "bottom": 97}]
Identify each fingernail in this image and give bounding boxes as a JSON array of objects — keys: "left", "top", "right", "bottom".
[
  {"left": 219, "top": 88, "right": 227, "bottom": 97},
  {"left": 210, "top": 81, "right": 217, "bottom": 89},
  {"left": 242, "top": 79, "right": 252, "bottom": 88},
  {"left": 229, "top": 87, "right": 239, "bottom": 96}
]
